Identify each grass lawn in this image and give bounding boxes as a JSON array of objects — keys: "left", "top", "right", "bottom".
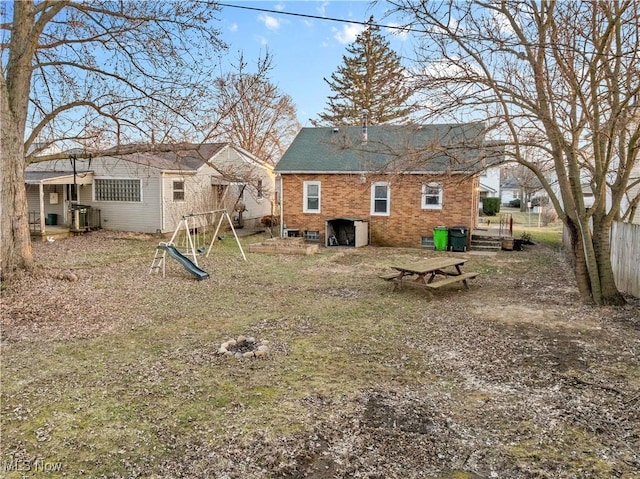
[
  {"left": 493, "top": 206, "right": 564, "bottom": 248},
  {"left": 1, "top": 230, "right": 638, "bottom": 478}
]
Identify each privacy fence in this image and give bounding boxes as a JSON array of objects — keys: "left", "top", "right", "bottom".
[
  {"left": 610, "top": 221, "right": 640, "bottom": 298},
  {"left": 562, "top": 221, "right": 640, "bottom": 298}
]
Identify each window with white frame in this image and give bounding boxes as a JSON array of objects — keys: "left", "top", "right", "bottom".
[
  {"left": 371, "top": 182, "right": 390, "bottom": 215},
  {"left": 422, "top": 182, "right": 443, "bottom": 209},
  {"left": 303, "top": 181, "right": 321, "bottom": 213},
  {"left": 173, "top": 180, "right": 185, "bottom": 201},
  {"left": 95, "top": 178, "right": 141, "bottom": 202}
]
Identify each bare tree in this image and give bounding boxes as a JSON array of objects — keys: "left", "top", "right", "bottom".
[
  {"left": 0, "top": 1, "right": 277, "bottom": 278},
  {"left": 210, "top": 52, "right": 301, "bottom": 165},
  {"left": 390, "top": 0, "right": 640, "bottom": 305}
]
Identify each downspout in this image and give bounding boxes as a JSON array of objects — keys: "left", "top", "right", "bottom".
[
  {"left": 278, "top": 174, "right": 284, "bottom": 237},
  {"left": 38, "top": 182, "right": 45, "bottom": 233},
  {"left": 160, "top": 172, "right": 166, "bottom": 233}
]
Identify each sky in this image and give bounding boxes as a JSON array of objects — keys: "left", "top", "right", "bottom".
[{"left": 216, "top": 1, "right": 415, "bottom": 126}]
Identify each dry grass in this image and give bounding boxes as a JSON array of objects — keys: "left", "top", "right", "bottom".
[{"left": 1, "top": 230, "right": 639, "bottom": 478}]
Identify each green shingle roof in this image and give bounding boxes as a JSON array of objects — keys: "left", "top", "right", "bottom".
[{"left": 275, "top": 123, "right": 486, "bottom": 174}]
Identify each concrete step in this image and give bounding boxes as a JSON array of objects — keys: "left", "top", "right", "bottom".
[
  {"left": 470, "top": 235, "right": 502, "bottom": 251},
  {"left": 471, "top": 243, "right": 501, "bottom": 252}
]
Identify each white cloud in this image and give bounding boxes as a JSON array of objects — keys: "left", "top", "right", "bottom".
[
  {"left": 317, "top": 1, "right": 329, "bottom": 17},
  {"left": 258, "top": 13, "right": 281, "bottom": 31},
  {"left": 229, "top": 23, "right": 238, "bottom": 33},
  {"left": 334, "top": 23, "right": 364, "bottom": 44}
]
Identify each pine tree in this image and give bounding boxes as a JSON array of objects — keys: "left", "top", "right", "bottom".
[{"left": 313, "top": 17, "right": 414, "bottom": 126}]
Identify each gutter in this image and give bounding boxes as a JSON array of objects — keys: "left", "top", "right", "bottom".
[{"left": 274, "top": 170, "right": 472, "bottom": 175}]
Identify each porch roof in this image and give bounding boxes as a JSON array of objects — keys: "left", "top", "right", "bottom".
[
  {"left": 25, "top": 170, "right": 94, "bottom": 185},
  {"left": 479, "top": 182, "right": 498, "bottom": 194}
]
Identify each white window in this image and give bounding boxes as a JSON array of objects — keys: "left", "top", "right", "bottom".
[
  {"left": 371, "top": 182, "right": 390, "bottom": 215},
  {"left": 422, "top": 182, "right": 443, "bottom": 210},
  {"left": 303, "top": 181, "right": 321, "bottom": 213},
  {"left": 95, "top": 178, "right": 141, "bottom": 202},
  {"left": 173, "top": 181, "right": 185, "bottom": 201}
]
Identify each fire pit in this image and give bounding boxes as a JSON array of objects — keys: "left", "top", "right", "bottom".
[{"left": 217, "top": 335, "right": 270, "bottom": 359}]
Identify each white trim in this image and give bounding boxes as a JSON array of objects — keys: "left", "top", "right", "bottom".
[
  {"left": 422, "top": 182, "right": 443, "bottom": 210},
  {"left": 303, "top": 180, "right": 321, "bottom": 213},
  {"left": 371, "top": 181, "right": 390, "bottom": 216},
  {"left": 172, "top": 179, "right": 185, "bottom": 202}
]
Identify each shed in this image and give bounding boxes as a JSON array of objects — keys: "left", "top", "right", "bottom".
[{"left": 326, "top": 218, "right": 369, "bottom": 247}]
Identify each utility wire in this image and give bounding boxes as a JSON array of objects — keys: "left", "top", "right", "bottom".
[{"left": 217, "top": 2, "right": 419, "bottom": 34}]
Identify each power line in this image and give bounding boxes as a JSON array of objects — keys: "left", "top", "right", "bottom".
[{"left": 217, "top": 2, "right": 419, "bottom": 34}]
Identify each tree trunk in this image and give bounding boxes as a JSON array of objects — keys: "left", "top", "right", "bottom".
[
  {"left": 592, "top": 219, "right": 626, "bottom": 306},
  {"left": 1, "top": 1, "right": 38, "bottom": 280},
  {"left": 564, "top": 216, "right": 626, "bottom": 306},
  {"left": 564, "top": 218, "right": 593, "bottom": 301},
  {"left": 0, "top": 111, "right": 33, "bottom": 279}
]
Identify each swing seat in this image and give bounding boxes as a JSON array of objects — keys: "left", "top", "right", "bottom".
[{"left": 197, "top": 246, "right": 206, "bottom": 254}]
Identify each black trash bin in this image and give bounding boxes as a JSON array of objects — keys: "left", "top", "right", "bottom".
[{"left": 448, "top": 226, "right": 469, "bottom": 252}]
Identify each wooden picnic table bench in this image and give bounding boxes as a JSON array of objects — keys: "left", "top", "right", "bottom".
[{"left": 380, "top": 257, "right": 478, "bottom": 292}]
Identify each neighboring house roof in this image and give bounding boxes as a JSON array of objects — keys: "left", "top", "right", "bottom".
[
  {"left": 110, "top": 143, "right": 228, "bottom": 172},
  {"left": 501, "top": 176, "right": 521, "bottom": 190},
  {"left": 25, "top": 143, "right": 273, "bottom": 179},
  {"left": 275, "top": 123, "right": 487, "bottom": 174}
]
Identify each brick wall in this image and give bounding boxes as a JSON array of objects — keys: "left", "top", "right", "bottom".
[{"left": 280, "top": 173, "right": 479, "bottom": 247}]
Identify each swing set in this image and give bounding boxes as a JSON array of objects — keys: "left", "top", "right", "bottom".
[{"left": 150, "top": 209, "right": 246, "bottom": 278}]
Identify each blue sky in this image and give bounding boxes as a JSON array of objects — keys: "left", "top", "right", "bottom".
[{"left": 217, "top": 1, "right": 414, "bottom": 126}]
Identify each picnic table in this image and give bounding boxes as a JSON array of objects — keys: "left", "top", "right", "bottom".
[{"left": 380, "top": 257, "right": 478, "bottom": 292}]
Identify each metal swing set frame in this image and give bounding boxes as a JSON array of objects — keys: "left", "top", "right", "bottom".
[
  {"left": 150, "top": 209, "right": 247, "bottom": 277},
  {"left": 170, "top": 209, "right": 247, "bottom": 265}
]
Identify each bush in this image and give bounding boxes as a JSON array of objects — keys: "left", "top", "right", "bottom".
[
  {"left": 520, "top": 231, "right": 534, "bottom": 244},
  {"left": 482, "top": 197, "right": 501, "bottom": 216},
  {"left": 509, "top": 198, "right": 521, "bottom": 208},
  {"left": 531, "top": 196, "right": 549, "bottom": 207},
  {"left": 540, "top": 207, "right": 558, "bottom": 226}
]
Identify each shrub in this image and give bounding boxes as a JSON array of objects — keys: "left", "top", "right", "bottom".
[
  {"left": 509, "top": 198, "right": 521, "bottom": 208},
  {"left": 520, "top": 231, "right": 534, "bottom": 244},
  {"left": 540, "top": 207, "right": 558, "bottom": 226},
  {"left": 531, "top": 196, "right": 549, "bottom": 207},
  {"left": 482, "top": 197, "right": 501, "bottom": 216}
]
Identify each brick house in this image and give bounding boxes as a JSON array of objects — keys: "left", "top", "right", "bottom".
[{"left": 274, "top": 123, "right": 486, "bottom": 248}]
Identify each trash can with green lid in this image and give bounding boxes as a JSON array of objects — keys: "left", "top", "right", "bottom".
[
  {"left": 433, "top": 226, "right": 449, "bottom": 251},
  {"left": 46, "top": 213, "right": 57, "bottom": 225},
  {"left": 448, "top": 225, "right": 469, "bottom": 252}
]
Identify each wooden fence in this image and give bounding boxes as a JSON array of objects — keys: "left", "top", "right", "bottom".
[{"left": 611, "top": 221, "right": 640, "bottom": 298}]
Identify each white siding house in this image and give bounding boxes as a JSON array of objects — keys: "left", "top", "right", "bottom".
[{"left": 25, "top": 143, "right": 276, "bottom": 235}]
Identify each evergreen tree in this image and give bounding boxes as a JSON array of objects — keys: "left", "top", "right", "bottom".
[{"left": 313, "top": 17, "right": 414, "bottom": 126}]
